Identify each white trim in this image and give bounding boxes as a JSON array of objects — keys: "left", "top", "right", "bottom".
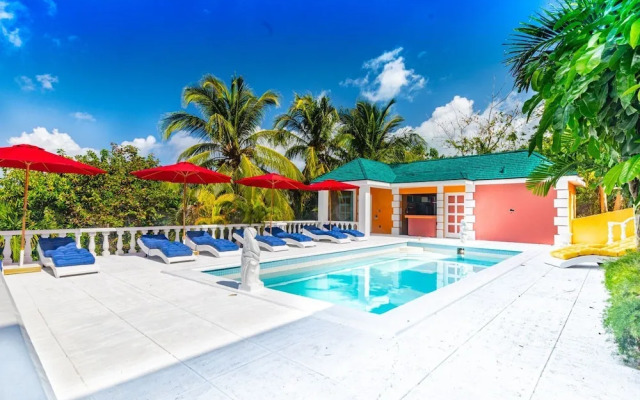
[
  {"left": 185, "top": 236, "right": 242, "bottom": 257},
  {"left": 232, "top": 232, "right": 289, "bottom": 252}
]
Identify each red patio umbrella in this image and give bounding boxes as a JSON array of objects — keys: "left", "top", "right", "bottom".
[
  {"left": 0, "top": 144, "right": 106, "bottom": 265},
  {"left": 235, "top": 173, "right": 305, "bottom": 230},
  {"left": 305, "top": 179, "right": 359, "bottom": 228},
  {"left": 131, "top": 162, "right": 231, "bottom": 241}
]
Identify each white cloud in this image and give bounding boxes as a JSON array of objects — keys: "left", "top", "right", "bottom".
[
  {"left": 410, "top": 94, "right": 537, "bottom": 155},
  {"left": 43, "top": 0, "right": 56, "bottom": 16},
  {"left": 121, "top": 135, "right": 158, "bottom": 156},
  {"left": 8, "top": 127, "right": 96, "bottom": 156},
  {"left": 0, "top": 1, "right": 23, "bottom": 48},
  {"left": 15, "top": 75, "right": 35, "bottom": 91},
  {"left": 70, "top": 111, "right": 96, "bottom": 122},
  {"left": 36, "top": 74, "right": 58, "bottom": 90},
  {"left": 341, "top": 47, "right": 426, "bottom": 102},
  {"left": 120, "top": 132, "right": 199, "bottom": 162}
]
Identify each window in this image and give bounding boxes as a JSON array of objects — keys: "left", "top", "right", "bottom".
[
  {"left": 330, "top": 191, "right": 354, "bottom": 221},
  {"left": 404, "top": 194, "right": 437, "bottom": 216}
]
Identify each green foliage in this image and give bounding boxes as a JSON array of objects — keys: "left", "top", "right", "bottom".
[
  {"left": 272, "top": 94, "right": 342, "bottom": 183},
  {"left": 506, "top": 0, "right": 640, "bottom": 198},
  {"left": 0, "top": 145, "right": 181, "bottom": 230},
  {"left": 603, "top": 251, "right": 640, "bottom": 366},
  {"left": 338, "top": 99, "right": 429, "bottom": 163}
]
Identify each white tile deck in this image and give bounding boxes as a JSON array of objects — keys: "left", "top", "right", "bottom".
[{"left": 4, "top": 236, "right": 640, "bottom": 399}]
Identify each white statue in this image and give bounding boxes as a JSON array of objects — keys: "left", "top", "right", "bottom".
[
  {"left": 459, "top": 218, "right": 467, "bottom": 244},
  {"left": 239, "top": 227, "right": 264, "bottom": 292}
]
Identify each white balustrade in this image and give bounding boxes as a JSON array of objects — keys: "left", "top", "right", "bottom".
[
  {"left": 608, "top": 216, "right": 636, "bottom": 244},
  {"left": 0, "top": 220, "right": 341, "bottom": 264}
]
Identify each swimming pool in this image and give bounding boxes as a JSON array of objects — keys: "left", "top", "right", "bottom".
[{"left": 206, "top": 244, "right": 520, "bottom": 314}]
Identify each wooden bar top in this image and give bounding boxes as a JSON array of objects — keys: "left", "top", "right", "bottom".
[{"left": 404, "top": 215, "right": 437, "bottom": 219}]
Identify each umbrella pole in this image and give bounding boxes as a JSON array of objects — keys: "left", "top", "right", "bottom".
[
  {"left": 328, "top": 190, "right": 332, "bottom": 229},
  {"left": 270, "top": 187, "right": 274, "bottom": 231},
  {"left": 19, "top": 164, "right": 30, "bottom": 266},
  {"left": 182, "top": 182, "right": 187, "bottom": 243}
]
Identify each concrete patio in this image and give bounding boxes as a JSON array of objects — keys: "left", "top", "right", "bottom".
[{"left": 4, "top": 237, "right": 640, "bottom": 399}]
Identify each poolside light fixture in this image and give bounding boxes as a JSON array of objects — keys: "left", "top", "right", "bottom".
[
  {"left": 235, "top": 173, "right": 305, "bottom": 230},
  {"left": 131, "top": 162, "right": 231, "bottom": 242},
  {"left": 0, "top": 144, "right": 106, "bottom": 266}
]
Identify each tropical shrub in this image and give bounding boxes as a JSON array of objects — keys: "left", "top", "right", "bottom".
[{"left": 603, "top": 251, "right": 640, "bottom": 366}]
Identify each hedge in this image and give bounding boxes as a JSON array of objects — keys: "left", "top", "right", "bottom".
[{"left": 603, "top": 251, "right": 640, "bottom": 366}]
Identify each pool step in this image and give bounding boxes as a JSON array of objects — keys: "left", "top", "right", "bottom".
[{"left": 399, "top": 246, "right": 423, "bottom": 254}]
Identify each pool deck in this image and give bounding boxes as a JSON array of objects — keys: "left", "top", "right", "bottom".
[{"left": 4, "top": 236, "right": 640, "bottom": 399}]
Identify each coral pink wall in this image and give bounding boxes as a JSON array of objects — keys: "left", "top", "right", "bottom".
[{"left": 474, "top": 183, "right": 556, "bottom": 244}]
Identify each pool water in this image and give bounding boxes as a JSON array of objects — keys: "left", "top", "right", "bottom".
[{"left": 259, "top": 249, "right": 516, "bottom": 314}]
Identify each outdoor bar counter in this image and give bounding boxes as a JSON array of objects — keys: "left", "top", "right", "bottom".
[{"left": 405, "top": 215, "right": 437, "bottom": 237}]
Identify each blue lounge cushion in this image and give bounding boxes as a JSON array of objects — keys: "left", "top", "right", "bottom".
[
  {"left": 267, "top": 227, "right": 312, "bottom": 242},
  {"left": 187, "top": 231, "right": 239, "bottom": 252},
  {"left": 236, "top": 228, "right": 287, "bottom": 246},
  {"left": 38, "top": 238, "right": 95, "bottom": 268},
  {"left": 39, "top": 237, "right": 76, "bottom": 257},
  {"left": 140, "top": 234, "right": 192, "bottom": 258},
  {"left": 304, "top": 225, "right": 348, "bottom": 239},
  {"left": 324, "top": 224, "right": 365, "bottom": 238}
]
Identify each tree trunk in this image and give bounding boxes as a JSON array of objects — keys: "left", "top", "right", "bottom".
[
  {"left": 613, "top": 189, "right": 623, "bottom": 211},
  {"left": 598, "top": 185, "right": 608, "bottom": 213}
]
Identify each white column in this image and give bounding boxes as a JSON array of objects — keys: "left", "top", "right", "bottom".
[
  {"left": 436, "top": 186, "right": 444, "bottom": 238},
  {"left": 88, "top": 233, "right": 97, "bottom": 256},
  {"left": 3, "top": 235, "right": 12, "bottom": 264},
  {"left": 391, "top": 187, "right": 401, "bottom": 235},
  {"left": 464, "top": 182, "right": 476, "bottom": 240},
  {"left": 128, "top": 230, "right": 137, "bottom": 254},
  {"left": 554, "top": 178, "right": 572, "bottom": 245},
  {"left": 101, "top": 232, "right": 110, "bottom": 256},
  {"left": 24, "top": 234, "right": 33, "bottom": 263},
  {"left": 318, "top": 191, "right": 329, "bottom": 223},
  {"left": 358, "top": 186, "right": 371, "bottom": 236},
  {"left": 116, "top": 230, "right": 124, "bottom": 255}
]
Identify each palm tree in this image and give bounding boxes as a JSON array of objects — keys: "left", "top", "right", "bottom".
[
  {"left": 339, "top": 99, "right": 427, "bottom": 163},
  {"left": 161, "top": 74, "right": 302, "bottom": 180},
  {"left": 161, "top": 74, "right": 301, "bottom": 223},
  {"left": 271, "top": 94, "right": 342, "bottom": 182}
]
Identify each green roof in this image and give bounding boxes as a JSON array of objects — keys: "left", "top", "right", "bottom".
[{"left": 314, "top": 150, "right": 551, "bottom": 184}]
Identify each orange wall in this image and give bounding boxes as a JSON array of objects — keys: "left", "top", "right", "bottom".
[
  {"left": 571, "top": 208, "right": 634, "bottom": 244},
  {"left": 474, "top": 183, "right": 557, "bottom": 244},
  {"left": 399, "top": 187, "right": 437, "bottom": 195},
  {"left": 371, "top": 188, "right": 393, "bottom": 234},
  {"left": 444, "top": 185, "right": 465, "bottom": 193}
]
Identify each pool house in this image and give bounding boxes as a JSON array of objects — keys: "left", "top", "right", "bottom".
[{"left": 315, "top": 150, "right": 582, "bottom": 245}]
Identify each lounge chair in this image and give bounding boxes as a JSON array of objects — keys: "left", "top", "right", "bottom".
[
  {"left": 264, "top": 227, "right": 316, "bottom": 248},
  {"left": 323, "top": 224, "right": 367, "bottom": 241},
  {"left": 185, "top": 231, "right": 241, "bottom": 257},
  {"left": 37, "top": 237, "right": 100, "bottom": 278},
  {"left": 302, "top": 225, "right": 350, "bottom": 244},
  {"left": 232, "top": 228, "right": 289, "bottom": 252},
  {"left": 547, "top": 237, "right": 636, "bottom": 268},
  {"left": 137, "top": 234, "right": 196, "bottom": 264}
]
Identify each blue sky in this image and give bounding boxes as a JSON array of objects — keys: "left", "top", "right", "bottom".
[{"left": 0, "top": 0, "right": 546, "bottom": 162}]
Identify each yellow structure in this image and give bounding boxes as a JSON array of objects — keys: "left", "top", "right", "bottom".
[{"left": 571, "top": 208, "right": 634, "bottom": 244}]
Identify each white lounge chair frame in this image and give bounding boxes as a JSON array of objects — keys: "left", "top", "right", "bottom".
[
  {"left": 545, "top": 255, "right": 608, "bottom": 269},
  {"left": 37, "top": 243, "right": 100, "bottom": 278},
  {"left": 185, "top": 235, "right": 242, "bottom": 257},
  {"left": 264, "top": 230, "right": 316, "bottom": 248},
  {"left": 137, "top": 238, "right": 196, "bottom": 264},
  {"left": 302, "top": 227, "right": 350, "bottom": 244},
  {"left": 232, "top": 232, "right": 289, "bottom": 252}
]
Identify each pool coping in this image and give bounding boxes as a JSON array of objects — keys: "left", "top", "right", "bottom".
[{"left": 165, "top": 240, "right": 547, "bottom": 336}]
